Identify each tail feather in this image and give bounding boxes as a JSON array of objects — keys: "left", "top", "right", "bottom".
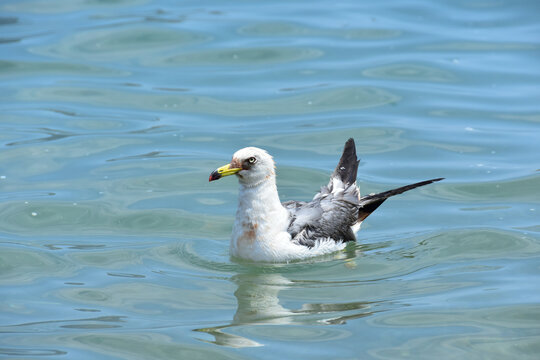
[
  {"left": 357, "top": 178, "right": 444, "bottom": 222},
  {"left": 333, "top": 138, "right": 360, "bottom": 185}
]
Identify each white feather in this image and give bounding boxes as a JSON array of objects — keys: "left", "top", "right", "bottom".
[{"left": 228, "top": 147, "right": 346, "bottom": 262}]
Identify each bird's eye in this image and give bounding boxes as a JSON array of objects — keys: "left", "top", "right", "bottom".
[{"left": 248, "top": 157, "right": 257, "bottom": 164}]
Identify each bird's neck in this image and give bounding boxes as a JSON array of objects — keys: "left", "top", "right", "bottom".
[
  {"left": 237, "top": 177, "right": 285, "bottom": 217},
  {"left": 234, "top": 176, "right": 289, "bottom": 236}
]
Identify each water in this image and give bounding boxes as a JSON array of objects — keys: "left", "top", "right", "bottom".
[{"left": 1, "top": 0, "right": 539, "bottom": 358}]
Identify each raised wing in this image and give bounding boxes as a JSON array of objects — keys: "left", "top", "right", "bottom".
[
  {"left": 283, "top": 138, "right": 361, "bottom": 247},
  {"left": 282, "top": 138, "right": 443, "bottom": 248}
]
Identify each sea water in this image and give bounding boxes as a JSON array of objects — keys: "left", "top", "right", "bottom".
[{"left": 1, "top": 0, "right": 539, "bottom": 359}]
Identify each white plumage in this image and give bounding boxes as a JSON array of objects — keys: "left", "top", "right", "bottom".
[
  {"left": 209, "top": 139, "right": 443, "bottom": 263},
  {"left": 226, "top": 147, "right": 346, "bottom": 262}
]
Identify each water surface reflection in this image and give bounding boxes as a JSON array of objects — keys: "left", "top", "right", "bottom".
[{"left": 195, "top": 268, "right": 385, "bottom": 348}]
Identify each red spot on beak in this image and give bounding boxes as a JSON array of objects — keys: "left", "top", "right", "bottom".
[{"left": 209, "top": 170, "right": 221, "bottom": 182}]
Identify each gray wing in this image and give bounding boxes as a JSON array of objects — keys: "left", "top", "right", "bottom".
[
  {"left": 283, "top": 179, "right": 360, "bottom": 247},
  {"left": 282, "top": 177, "right": 445, "bottom": 248},
  {"left": 282, "top": 138, "right": 361, "bottom": 247},
  {"left": 281, "top": 138, "right": 443, "bottom": 248}
]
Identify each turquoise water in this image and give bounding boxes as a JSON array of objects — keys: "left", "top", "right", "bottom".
[{"left": 1, "top": 0, "right": 539, "bottom": 358}]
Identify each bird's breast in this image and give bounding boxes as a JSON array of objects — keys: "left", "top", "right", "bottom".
[{"left": 237, "top": 221, "right": 259, "bottom": 245}]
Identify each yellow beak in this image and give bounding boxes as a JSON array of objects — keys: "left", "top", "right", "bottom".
[{"left": 209, "top": 163, "right": 242, "bottom": 181}]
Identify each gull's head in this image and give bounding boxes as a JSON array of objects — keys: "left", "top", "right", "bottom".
[{"left": 209, "top": 147, "right": 275, "bottom": 186}]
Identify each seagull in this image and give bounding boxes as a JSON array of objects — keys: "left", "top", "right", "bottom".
[{"left": 209, "top": 138, "right": 443, "bottom": 262}]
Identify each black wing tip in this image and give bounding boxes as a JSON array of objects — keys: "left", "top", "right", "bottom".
[
  {"left": 334, "top": 138, "right": 359, "bottom": 185},
  {"left": 356, "top": 177, "right": 443, "bottom": 222},
  {"left": 425, "top": 177, "right": 445, "bottom": 184},
  {"left": 361, "top": 177, "right": 444, "bottom": 202},
  {"left": 342, "top": 138, "right": 356, "bottom": 155}
]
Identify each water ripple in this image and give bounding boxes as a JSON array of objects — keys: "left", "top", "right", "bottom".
[
  {"left": 239, "top": 22, "right": 401, "bottom": 40},
  {"left": 0, "top": 348, "right": 67, "bottom": 356},
  {"left": 6, "top": 128, "right": 77, "bottom": 146},
  {"left": 18, "top": 86, "right": 400, "bottom": 116},
  {"left": 363, "top": 63, "right": 457, "bottom": 83},
  {"left": 56, "top": 282, "right": 236, "bottom": 313},
  {"left": 31, "top": 26, "right": 209, "bottom": 61},
  {"left": 0, "top": 60, "right": 127, "bottom": 77},
  {"left": 156, "top": 47, "right": 323, "bottom": 66},
  {"left": 370, "top": 305, "right": 540, "bottom": 359},
  {"left": 0, "top": 245, "right": 78, "bottom": 285}
]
